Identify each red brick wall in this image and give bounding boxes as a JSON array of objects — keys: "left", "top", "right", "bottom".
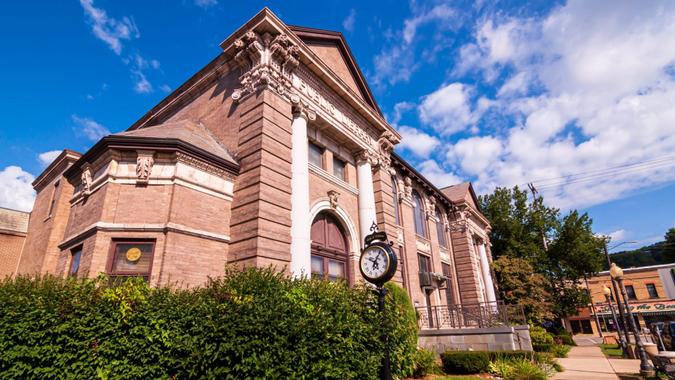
[{"left": 0, "top": 233, "right": 25, "bottom": 278}]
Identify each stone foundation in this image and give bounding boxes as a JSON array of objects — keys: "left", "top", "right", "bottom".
[{"left": 419, "top": 325, "right": 532, "bottom": 353}]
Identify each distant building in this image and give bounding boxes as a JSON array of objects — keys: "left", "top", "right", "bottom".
[
  {"left": 0, "top": 207, "right": 29, "bottom": 278},
  {"left": 13, "top": 8, "right": 529, "bottom": 351},
  {"left": 567, "top": 263, "right": 675, "bottom": 335}
]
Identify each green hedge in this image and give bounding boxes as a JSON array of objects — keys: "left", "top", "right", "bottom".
[
  {"left": 440, "top": 351, "right": 490, "bottom": 374},
  {"left": 0, "top": 268, "right": 417, "bottom": 379}
]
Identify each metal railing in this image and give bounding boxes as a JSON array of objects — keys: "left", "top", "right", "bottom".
[{"left": 416, "top": 302, "right": 526, "bottom": 329}]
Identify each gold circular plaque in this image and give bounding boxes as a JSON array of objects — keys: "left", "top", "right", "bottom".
[{"left": 126, "top": 247, "right": 142, "bottom": 262}]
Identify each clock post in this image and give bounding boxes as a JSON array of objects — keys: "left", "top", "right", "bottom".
[{"left": 359, "top": 223, "right": 398, "bottom": 380}]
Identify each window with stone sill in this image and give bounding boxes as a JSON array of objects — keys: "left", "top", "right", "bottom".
[
  {"left": 108, "top": 240, "right": 155, "bottom": 283},
  {"left": 47, "top": 180, "right": 60, "bottom": 218},
  {"left": 333, "top": 156, "right": 346, "bottom": 181},
  {"left": 308, "top": 142, "right": 324, "bottom": 168},
  {"left": 412, "top": 190, "right": 427, "bottom": 238},
  {"left": 69, "top": 246, "right": 82, "bottom": 277},
  {"left": 625, "top": 284, "right": 637, "bottom": 300},
  {"left": 647, "top": 283, "right": 659, "bottom": 299},
  {"left": 435, "top": 207, "right": 447, "bottom": 247},
  {"left": 391, "top": 176, "right": 401, "bottom": 226}
]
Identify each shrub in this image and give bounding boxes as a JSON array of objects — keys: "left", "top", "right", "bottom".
[
  {"left": 490, "top": 358, "right": 553, "bottom": 380},
  {"left": 553, "top": 329, "right": 576, "bottom": 346},
  {"left": 489, "top": 350, "right": 536, "bottom": 362},
  {"left": 530, "top": 325, "right": 555, "bottom": 352},
  {"left": 383, "top": 282, "right": 418, "bottom": 377},
  {"left": 441, "top": 351, "right": 490, "bottom": 374},
  {"left": 411, "top": 348, "right": 440, "bottom": 378},
  {"left": 550, "top": 344, "right": 571, "bottom": 358},
  {"left": 0, "top": 269, "right": 418, "bottom": 379}
]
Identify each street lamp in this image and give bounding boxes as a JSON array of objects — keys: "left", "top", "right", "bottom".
[
  {"left": 602, "top": 285, "right": 628, "bottom": 354},
  {"left": 603, "top": 239, "right": 635, "bottom": 357},
  {"left": 610, "top": 263, "right": 655, "bottom": 377}
]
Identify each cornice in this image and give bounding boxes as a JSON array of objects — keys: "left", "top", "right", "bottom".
[
  {"left": 218, "top": 8, "right": 400, "bottom": 142},
  {"left": 32, "top": 150, "right": 82, "bottom": 191}
]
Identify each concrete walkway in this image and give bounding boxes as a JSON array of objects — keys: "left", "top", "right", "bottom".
[{"left": 553, "top": 346, "right": 640, "bottom": 379}]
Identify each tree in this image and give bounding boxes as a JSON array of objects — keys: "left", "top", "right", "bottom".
[{"left": 480, "top": 186, "right": 604, "bottom": 322}]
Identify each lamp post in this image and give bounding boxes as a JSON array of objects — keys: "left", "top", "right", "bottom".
[
  {"left": 603, "top": 240, "right": 635, "bottom": 356},
  {"left": 602, "top": 285, "right": 627, "bottom": 354},
  {"left": 610, "top": 263, "right": 655, "bottom": 377}
]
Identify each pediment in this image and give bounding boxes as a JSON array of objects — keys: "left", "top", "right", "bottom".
[{"left": 289, "top": 26, "right": 382, "bottom": 116}]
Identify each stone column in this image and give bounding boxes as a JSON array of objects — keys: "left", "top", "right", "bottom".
[
  {"left": 356, "top": 152, "right": 377, "bottom": 247},
  {"left": 289, "top": 100, "right": 314, "bottom": 277},
  {"left": 478, "top": 242, "right": 497, "bottom": 304}
]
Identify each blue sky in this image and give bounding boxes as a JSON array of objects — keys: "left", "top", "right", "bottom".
[{"left": 0, "top": 0, "right": 673, "bottom": 251}]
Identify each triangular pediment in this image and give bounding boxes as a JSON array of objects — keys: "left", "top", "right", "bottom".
[{"left": 288, "top": 26, "right": 382, "bottom": 116}]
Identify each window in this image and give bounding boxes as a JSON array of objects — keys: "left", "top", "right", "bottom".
[
  {"left": 47, "top": 180, "right": 60, "bottom": 218},
  {"left": 391, "top": 177, "right": 401, "bottom": 225},
  {"left": 308, "top": 142, "right": 323, "bottom": 168},
  {"left": 647, "top": 283, "right": 659, "bottom": 299},
  {"left": 418, "top": 253, "right": 431, "bottom": 273},
  {"left": 69, "top": 246, "right": 82, "bottom": 277},
  {"left": 442, "top": 263, "right": 455, "bottom": 305},
  {"left": 625, "top": 285, "right": 637, "bottom": 300},
  {"left": 412, "top": 191, "right": 427, "bottom": 238},
  {"left": 333, "top": 156, "right": 346, "bottom": 180},
  {"left": 435, "top": 207, "right": 447, "bottom": 247},
  {"left": 109, "top": 240, "right": 155, "bottom": 282}
]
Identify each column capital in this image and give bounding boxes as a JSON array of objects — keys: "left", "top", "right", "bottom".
[
  {"left": 290, "top": 95, "right": 316, "bottom": 121},
  {"left": 355, "top": 149, "right": 376, "bottom": 166}
]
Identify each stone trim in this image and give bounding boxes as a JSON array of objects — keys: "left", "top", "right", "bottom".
[
  {"left": 308, "top": 162, "right": 359, "bottom": 195},
  {"left": 58, "top": 222, "right": 231, "bottom": 250}
]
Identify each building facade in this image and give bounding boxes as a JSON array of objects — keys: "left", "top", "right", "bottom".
[
  {"left": 13, "top": 9, "right": 515, "bottom": 348},
  {"left": 567, "top": 263, "right": 675, "bottom": 335},
  {"left": 0, "top": 207, "right": 29, "bottom": 278}
]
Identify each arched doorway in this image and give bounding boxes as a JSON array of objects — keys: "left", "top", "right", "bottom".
[{"left": 310, "top": 211, "right": 349, "bottom": 282}]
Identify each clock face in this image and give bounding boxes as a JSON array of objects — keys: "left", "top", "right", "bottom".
[{"left": 360, "top": 245, "right": 390, "bottom": 282}]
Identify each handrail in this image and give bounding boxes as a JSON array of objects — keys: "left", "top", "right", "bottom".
[{"left": 416, "top": 302, "right": 526, "bottom": 330}]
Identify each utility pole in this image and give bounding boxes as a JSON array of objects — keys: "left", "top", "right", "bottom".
[{"left": 528, "top": 183, "right": 548, "bottom": 251}]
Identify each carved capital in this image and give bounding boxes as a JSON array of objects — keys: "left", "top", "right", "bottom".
[
  {"left": 135, "top": 150, "right": 155, "bottom": 184},
  {"left": 355, "top": 149, "right": 376, "bottom": 166},
  {"left": 327, "top": 190, "right": 340, "bottom": 209},
  {"left": 231, "top": 30, "right": 300, "bottom": 103},
  {"left": 291, "top": 95, "right": 316, "bottom": 121},
  {"left": 402, "top": 176, "right": 413, "bottom": 200},
  {"left": 80, "top": 166, "right": 93, "bottom": 196}
]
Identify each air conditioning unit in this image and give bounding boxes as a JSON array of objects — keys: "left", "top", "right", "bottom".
[{"left": 419, "top": 271, "right": 434, "bottom": 288}]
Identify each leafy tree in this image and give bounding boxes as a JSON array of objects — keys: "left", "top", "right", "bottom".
[
  {"left": 491, "top": 256, "right": 553, "bottom": 322},
  {"left": 480, "top": 186, "right": 604, "bottom": 322}
]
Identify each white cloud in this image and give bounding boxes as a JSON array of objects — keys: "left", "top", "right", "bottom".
[
  {"left": 418, "top": 160, "right": 462, "bottom": 188},
  {"left": 132, "top": 70, "right": 152, "bottom": 94},
  {"left": 194, "top": 0, "right": 217, "bottom": 8},
  {"left": 342, "top": 9, "right": 356, "bottom": 33},
  {"left": 396, "top": 126, "right": 440, "bottom": 159},
  {"left": 435, "top": 0, "right": 675, "bottom": 209},
  {"left": 606, "top": 229, "right": 627, "bottom": 243},
  {"left": 370, "top": 4, "right": 457, "bottom": 87},
  {"left": 419, "top": 83, "right": 476, "bottom": 135},
  {"left": 79, "top": 0, "right": 139, "bottom": 55},
  {"left": 447, "top": 136, "right": 503, "bottom": 176},
  {"left": 159, "top": 84, "right": 172, "bottom": 93},
  {"left": 0, "top": 166, "right": 36, "bottom": 212},
  {"left": 38, "top": 150, "right": 62, "bottom": 166},
  {"left": 72, "top": 115, "right": 110, "bottom": 141}
]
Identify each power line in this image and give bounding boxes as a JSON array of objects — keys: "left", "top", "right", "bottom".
[
  {"left": 536, "top": 160, "right": 675, "bottom": 190},
  {"left": 521, "top": 155, "right": 675, "bottom": 189}
]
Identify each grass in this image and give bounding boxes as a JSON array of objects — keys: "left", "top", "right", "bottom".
[{"left": 600, "top": 343, "right": 624, "bottom": 358}]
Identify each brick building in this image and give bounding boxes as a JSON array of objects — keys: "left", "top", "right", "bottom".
[
  {"left": 0, "top": 207, "right": 29, "bottom": 278},
  {"left": 567, "top": 263, "right": 675, "bottom": 336},
  {"left": 15, "top": 8, "right": 525, "bottom": 350}
]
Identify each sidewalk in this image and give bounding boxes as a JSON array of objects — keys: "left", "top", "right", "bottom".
[{"left": 553, "top": 346, "right": 640, "bottom": 379}]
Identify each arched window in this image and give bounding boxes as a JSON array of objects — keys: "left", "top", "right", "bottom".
[
  {"left": 391, "top": 176, "right": 401, "bottom": 225},
  {"left": 310, "top": 212, "right": 349, "bottom": 282},
  {"left": 412, "top": 190, "right": 427, "bottom": 238},
  {"left": 435, "top": 207, "right": 447, "bottom": 247}
]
